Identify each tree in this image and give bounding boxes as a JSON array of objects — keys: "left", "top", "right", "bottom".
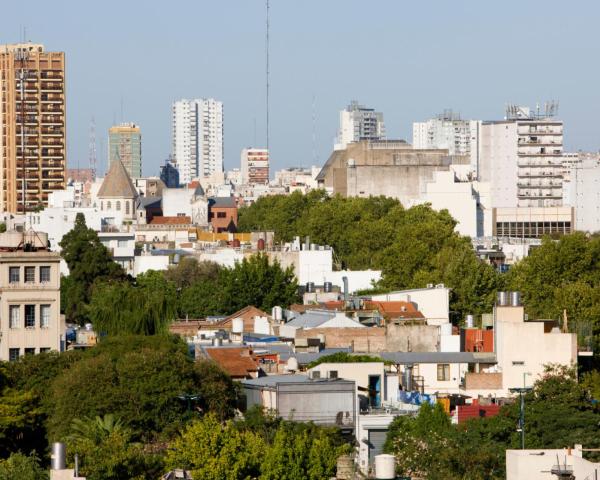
[
  {"left": 166, "top": 414, "right": 264, "bottom": 480},
  {"left": 59, "top": 213, "right": 126, "bottom": 324},
  {"left": 164, "top": 258, "right": 221, "bottom": 289},
  {"left": 0, "top": 452, "right": 47, "bottom": 480},
  {"left": 218, "top": 253, "right": 300, "bottom": 313}
]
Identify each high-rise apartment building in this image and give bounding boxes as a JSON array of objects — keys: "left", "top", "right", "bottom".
[
  {"left": 413, "top": 110, "right": 476, "bottom": 156},
  {"left": 0, "top": 43, "right": 66, "bottom": 213},
  {"left": 334, "top": 101, "right": 385, "bottom": 150},
  {"left": 108, "top": 123, "right": 142, "bottom": 178},
  {"left": 241, "top": 148, "right": 269, "bottom": 185},
  {"left": 172, "top": 98, "right": 223, "bottom": 185},
  {"left": 477, "top": 105, "right": 564, "bottom": 208}
]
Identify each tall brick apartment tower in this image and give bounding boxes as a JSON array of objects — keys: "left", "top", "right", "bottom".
[{"left": 0, "top": 43, "right": 66, "bottom": 213}]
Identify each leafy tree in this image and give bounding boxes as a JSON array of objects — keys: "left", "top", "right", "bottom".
[
  {"left": 218, "top": 253, "right": 300, "bottom": 313},
  {"left": 59, "top": 213, "right": 126, "bottom": 324},
  {"left": 164, "top": 257, "right": 221, "bottom": 289},
  {"left": 166, "top": 413, "right": 265, "bottom": 480},
  {"left": 46, "top": 336, "right": 236, "bottom": 442},
  {"left": 0, "top": 387, "right": 44, "bottom": 457},
  {"left": 0, "top": 452, "right": 47, "bottom": 480},
  {"left": 88, "top": 272, "right": 177, "bottom": 336}
]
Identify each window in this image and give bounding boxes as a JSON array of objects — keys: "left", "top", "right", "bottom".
[
  {"left": 9, "top": 348, "right": 19, "bottom": 362},
  {"left": 24, "top": 348, "right": 35, "bottom": 356},
  {"left": 40, "top": 305, "right": 50, "bottom": 328},
  {"left": 107, "top": 201, "right": 112, "bottom": 209},
  {"left": 9, "top": 305, "right": 20, "bottom": 328},
  {"left": 437, "top": 364, "right": 450, "bottom": 381},
  {"left": 512, "top": 361, "right": 525, "bottom": 366},
  {"left": 24, "top": 266, "right": 35, "bottom": 283},
  {"left": 329, "top": 370, "right": 338, "bottom": 379},
  {"left": 40, "top": 347, "right": 51, "bottom": 354},
  {"left": 117, "top": 240, "right": 128, "bottom": 248},
  {"left": 9, "top": 266, "right": 19, "bottom": 283},
  {"left": 101, "top": 201, "right": 104, "bottom": 210},
  {"left": 25, "top": 305, "right": 35, "bottom": 328},
  {"left": 116, "top": 201, "right": 121, "bottom": 211},
  {"left": 40, "top": 266, "right": 51, "bottom": 283},
  {"left": 311, "top": 371, "right": 321, "bottom": 379},
  {"left": 217, "top": 212, "right": 227, "bottom": 218},
  {"left": 125, "top": 201, "right": 130, "bottom": 214}
]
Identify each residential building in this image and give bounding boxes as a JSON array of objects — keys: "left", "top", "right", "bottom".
[
  {"left": 0, "top": 231, "right": 63, "bottom": 361},
  {"left": 108, "top": 123, "right": 142, "bottom": 179},
  {"left": 161, "top": 183, "right": 208, "bottom": 226},
  {"left": 242, "top": 375, "right": 356, "bottom": 428},
  {"left": 335, "top": 101, "right": 385, "bottom": 150},
  {"left": 0, "top": 43, "right": 66, "bottom": 213},
  {"left": 241, "top": 148, "right": 269, "bottom": 185},
  {"left": 565, "top": 156, "right": 600, "bottom": 233},
  {"left": 477, "top": 105, "right": 564, "bottom": 208},
  {"left": 506, "top": 446, "right": 600, "bottom": 480},
  {"left": 492, "top": 206, "right": 574, "bottom": 238},
  {"left": 160, "top": 158, "right": 179, "bottom": 188},
  {"left": 317, "top": 140, "right": 458, "bottom": 206},
  {"left": 208, "top": 197, "right": 237, "bottom": 233},
  {"left": 413, "top": 110, "right": 476, "bottom": 157},
  {"left": 172, "top": 98, "right": 223, "bottom": 184}
]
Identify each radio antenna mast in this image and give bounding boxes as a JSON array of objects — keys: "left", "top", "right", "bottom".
[
  {"left": 266, "top": 0, "right": 270, "bottom": 151},
  {"left": 89, "top": 116, "right": 97, "bottom": 181}
]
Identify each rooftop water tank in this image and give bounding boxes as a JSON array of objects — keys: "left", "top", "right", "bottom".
[
  {"left": 374, "top": 454, "right": 396, "bottom": 479},
  {"left": 510, "top": 291, "right": 521, "bottom": 306},
  {"left": 465, "top": 314, "right": 474, "bottom": 328},
  {"left": 497, "top": 291, "right": 508, "bottom": 306},
  {"left": 272, "top": 306, "right": 283, "bottom": 321},
  {"left": 51, "top": 442, "right": 66, "bottom": 470},
  {"left": 306, "top": 282, "right": 315, "bottom": 293},
  {"left": 287, "top": 357, "right": 299, "bottom": 372}
]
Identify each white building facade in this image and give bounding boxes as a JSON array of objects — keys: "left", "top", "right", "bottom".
[
  {"left": 412, "top": 111, "right": 475, "bottom": 157},
  {"left": 172, "top": 98, "right": 224, "bottom": 184},
  {"left": 335, "top": 101, "right": 385, "bottom": 150}
]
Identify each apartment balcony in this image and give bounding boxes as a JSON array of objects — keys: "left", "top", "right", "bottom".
[
  {"left": 40, "top": 116, "right": 63, "bottom": 125},
  {"left": 40, "top": 83, "right": 63, "bottom": 92},
  {"left": 41, "top": 129, "right": 63, "bottom": 136},
  {"left": 40, "top": 106, "right": 63, "bottom": 113}
]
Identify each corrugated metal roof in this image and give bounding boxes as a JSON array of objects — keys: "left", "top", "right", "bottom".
[{"left": 379, "top": 352, "right": 496, "bottom": 364}]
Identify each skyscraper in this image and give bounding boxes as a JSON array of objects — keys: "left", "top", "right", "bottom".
[
  {"left": 335, "top": 101, "right": 385, "bottom": 150},
  {"left": 0, "top": 43, "right": 66, "bottom": 213},
  {"left": 172, "top": 98, "right": 223, "bottom": 185},
  {"left": 241, "top": 148, "right": 269, "bottom": 185},
  {"left": 412, "top": 110, "right": 476, "bottom": 156},
  {"left": 108, "top": 123, "right": 142, "bottom": 179}
]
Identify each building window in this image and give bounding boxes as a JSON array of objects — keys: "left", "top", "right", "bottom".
[
  {"left": 40, "top": 305, "right": 50, "bottom": 328},
  {"left": 329, "top": 370, "right": 338, "bottom": 379},
  {"left": 40, "top": 266, "right": 51, "bottom": 283},
  {"left": 24, "top": 266, "right": 35, "bottom": 283},
  {"left": 9, "top": 348, "right": 19, "bottom": 362},
  {"left": 512, "top": 361, "right": 525, "bottom": 366},
  {"left": 117, "top": 240, "right": 128, "bottom": 248},
  {"left": 24, "top": 348, "right": 35, "bottom": 356},
  {"left": 40, "top": 347, "right": 51, "bottom": 354},
  {"left": 25, "top": 305, "right": 35, "bottom": 328},
  {"left": 311, "top": 371, "right": 321, "bottom": 379},
  {"left": 107, "top": 201, "right": 112, "bottom": 209},
  {"left": 9, "top": 305, "right": 20, "bottom": 328},
  {"left": 9, "top": 266, "right": 19, "bottom": 283},
  {"left": 101, "top": 201, "right": 104, "bottom": 210},
  {"left": 125, "top": 201, "right": 130, "bottom": 214},
  {"left": 437, "top": 364, "right": 450, "bottom": 381},
  {"left": 217, "top": 212, "right": 226, "bottom": 218},
  {"left": 116, "top": 201, "right": 121, "bottom": 211}
]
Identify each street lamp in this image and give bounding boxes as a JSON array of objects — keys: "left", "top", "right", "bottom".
[{"left": 509, "top": 372, "right": 532, "bottom": 450}]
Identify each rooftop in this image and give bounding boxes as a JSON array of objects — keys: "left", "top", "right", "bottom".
[{"left": 97, "top": 158, "right": 138, "bottom": 199}]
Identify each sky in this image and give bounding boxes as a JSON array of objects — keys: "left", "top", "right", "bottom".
[{"left": 1, "top": 0, "right": 599, "bottom": 176}]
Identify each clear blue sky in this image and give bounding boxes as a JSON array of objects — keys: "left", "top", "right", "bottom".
[{"left": 2, "top": 0, "right": 598, "bottom": 176}]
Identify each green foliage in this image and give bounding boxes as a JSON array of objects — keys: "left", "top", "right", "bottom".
[
  {"left": 0, "top": 387, "right": 44, "bottom": 456},
  {"left": 88, "top": 271, "right": 177, "bottom": 336},
  {"left": 166, "top": 413, "right": 265, "bottom": 480},
  {"left": 0, "top": 223, "right": 6, "bottom": 234},
  {"left": 506, "top": 233, "right": 600, "bottom": 345},
  {"left": 59, "top": 213, "right": 126, "bottom": 324},
  {"left": 238, "top": 192, "right": 501, "bottom": 318},
  {"left": 0, "top": 452, "right": 47, "bottom": 480},
  {"left": 307, "top": 352, "right": 390, "bottom": 368},
  {"left": 385, "top": 366, "right": 600, "bottom": 479},
  {"left": 166, "top": 410, "right": 351, "bottom": 480},
  {"left": 46, "top": 335, "right": 236, "bottom": 443},
  {"left": 164, "top": 257, "right": 221, "bottom": 289}
]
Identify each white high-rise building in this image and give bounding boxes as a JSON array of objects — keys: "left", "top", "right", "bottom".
[
  {"left": 172, "top": 98, "right": 224, "bottom": 185},
  {"left": 412, "top": 110, "right": 475, "bottom": 156},
  {"left": 334, "top": 101, "right": 385, "bottom": 150}
]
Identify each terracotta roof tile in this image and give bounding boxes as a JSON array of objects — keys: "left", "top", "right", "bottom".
[{"left": 204, "top": 347, "right": 258, "bottom": 378}]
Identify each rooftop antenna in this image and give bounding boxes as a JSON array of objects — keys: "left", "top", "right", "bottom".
[
  {"left": 265, "top": 0, "right": 270, "bottom": 152},
  {"left": 312, "top": 94, "right": 317, "bottom": 167},
  {"left": 89, "top": 116, "right": 97, "bottom": 181}
]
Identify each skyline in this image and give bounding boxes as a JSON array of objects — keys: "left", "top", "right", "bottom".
[{"left": 2, "top": 0, "right": 599, "bottom": 177}]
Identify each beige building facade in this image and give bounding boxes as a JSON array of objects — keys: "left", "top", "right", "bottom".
[
  {"left": 0, "top": 43, "right": 66, "bottom": 213},
  {"left": 0, "top": 243, "right": 63, "bottom": 361}
]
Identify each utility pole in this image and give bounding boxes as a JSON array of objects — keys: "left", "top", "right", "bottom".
[{"left": 510, "top": 372, "right": 532, "bottom": 449}]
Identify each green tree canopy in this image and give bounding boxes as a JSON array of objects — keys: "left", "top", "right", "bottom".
[{"left": 0, "top": 452, "right": 47, "bottom": 480}]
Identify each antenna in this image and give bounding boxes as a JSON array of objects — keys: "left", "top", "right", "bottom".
[
  {"left": 312, "top": 94, "right": 316, "bottom": 167},
  {"left": 265, "top": 0, "right": 270, "bottom": 152},
  {"left": 89, "top": 116, "right": 97, "bottom": 181}
]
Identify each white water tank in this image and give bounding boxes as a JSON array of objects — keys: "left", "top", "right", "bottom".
[
  {"left": 374, "top": 454, "right": 395, "bottom": 479},
  {"left": 272, "top": 306, "right": 283, "bottom": 321},
  {"left": 466, "top": 314, "right": 474, "bottom": 328},
  {"left": 287, "top": 357, "right": 299, "bottom": 372},
  {"left": 232, "top": 318, "right": 244, "bottom": 334}
]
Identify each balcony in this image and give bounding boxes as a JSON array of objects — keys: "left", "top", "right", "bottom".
[{"left": 40, "top": 83, "right": 62, "bottom": 92}]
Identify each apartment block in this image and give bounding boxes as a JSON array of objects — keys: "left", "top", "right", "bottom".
[
  {"left": 0, "top": 231, "right": 63, "bottom": 361},
  {"left": 412, "top": 110, "right": 475, "bottom": 156},
  {"left": 172, "top": 98, "right": 223, "bottom": 184},
  {"left": 241, "top": 148, "right": 269, "bottom": 185},
  {"left": 108, "top": 123, "right": 142, "bottom": 179},
  {"left": 335, "top": 101, "right": 385, "bottom": 150},
  {"left": 0, "top": 43, "right": 66, "bottom": 213}
]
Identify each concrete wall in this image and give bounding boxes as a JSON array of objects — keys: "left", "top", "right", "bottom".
[
  {"left": 295, "top": 327, "right": 386, "bottom": 352},
  {"left": 385, "top": 323, "right": 439, "bottom": 352},
  {"left": 506, "top": 449, "right": 600, "bottom": 480},
  {"left": 308, "top": 362, "right": 386, "bottom": 400}
]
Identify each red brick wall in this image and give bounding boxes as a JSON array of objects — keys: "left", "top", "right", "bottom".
[
  {"left": 295, "top": 327, "right": 386, "bottom": 353},
  {"left": 464, "top": 372, "right": 503, "bottom": 390},
  {"left": 210, "top": 206, "right": 238, "bottom": 233}
]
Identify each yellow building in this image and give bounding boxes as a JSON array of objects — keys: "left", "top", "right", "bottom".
[{"left": 0, "top": 43, "right": 66, "bottom": 213}]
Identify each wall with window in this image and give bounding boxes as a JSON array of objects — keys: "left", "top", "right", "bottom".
[{"left": 0, "top": 252, "right": 63, "bottom": 361}]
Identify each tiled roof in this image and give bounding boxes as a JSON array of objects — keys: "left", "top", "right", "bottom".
[
  {"left": 204, "top": 347, "right": 258, "bottom": 378},
  {"left": 97, "top": 158, "right": 138, "bottom": 198},
  {"left": 149, "top": 216, "right": 192, "bottom": 225},
  {"left": 217, "top": 306, "right": 271, "bottom": 331},
  {"left": 364, "top": 301, "right": 425, "bottom": 319},
  {"left": 209, "top": 197, "right": 237, "bottom": 208}
]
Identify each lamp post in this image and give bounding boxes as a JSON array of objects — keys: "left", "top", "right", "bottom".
[{"left": 510, "top": 372, "right": 532, "bottom": 450}]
